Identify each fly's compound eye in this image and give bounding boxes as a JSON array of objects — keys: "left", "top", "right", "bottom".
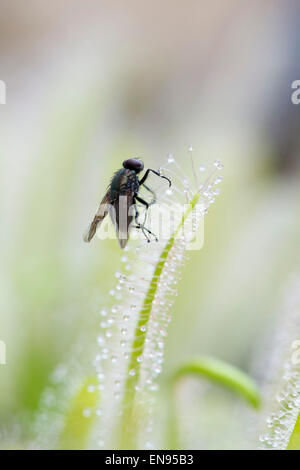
[{"left": 123, "top": 159, "right": 144, "bottom": 173}]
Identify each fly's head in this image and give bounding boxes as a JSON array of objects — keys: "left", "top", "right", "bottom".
[{"left": 123, "top": 158, "right": 144, "bottom": 174}]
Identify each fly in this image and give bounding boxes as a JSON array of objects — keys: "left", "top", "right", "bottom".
[{"left": 83, "top": 158, "right": 171, "bottom": 249}]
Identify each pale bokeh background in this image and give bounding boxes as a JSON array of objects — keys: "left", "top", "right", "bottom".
[{"left": 0, "top": 0, "right": 300, "bottom": 448}]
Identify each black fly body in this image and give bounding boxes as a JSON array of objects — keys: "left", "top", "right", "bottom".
[{"left": 84, "top": 158, "right": 171, "bottom": 248}]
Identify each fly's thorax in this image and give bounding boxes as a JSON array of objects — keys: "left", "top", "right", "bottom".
[{"left": 110, "top": 168, "right": 139, "bottom": 201}]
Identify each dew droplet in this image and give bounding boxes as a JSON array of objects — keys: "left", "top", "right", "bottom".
[
  {"left": 145, "top": 441, "right": 154, "bottom": 449},
  {"left": 214, "top": 175, "right": 223, "bottom": 184},
  {"left": 214, "top": 159, "right": 224, "bottom": 170},
  {"left": 82, "top": 408, "right": 92, "bottom": 418},
  {"left": 150, "top": 384, "right": 159, "bottom": 391},
  {"left": 97, "top": 335, "right": 104, "bottom": 345}
]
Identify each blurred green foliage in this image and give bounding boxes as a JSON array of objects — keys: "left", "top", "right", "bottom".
[{"left": 1, "top": 0, "right": 300, "bottom": 449}]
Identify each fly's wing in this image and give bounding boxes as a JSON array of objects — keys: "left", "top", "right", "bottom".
[
  {"left": 111, "top": 189, "right": 135, "bottom": 249},
  {"left": 83, "top": 190, "right": 111, "bottom": 242}
]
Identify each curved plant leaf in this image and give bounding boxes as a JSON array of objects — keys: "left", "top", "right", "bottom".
[{"left": 173, "top": 356, "right": 260, "bottom": 408}]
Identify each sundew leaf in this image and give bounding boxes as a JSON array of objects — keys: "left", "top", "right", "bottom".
[
  {"left": 93, "top": 154, "right": 224, "bottom": 449},
  {"left": 173, "top": 356, "right": 260, "bottom": 408},
  {"left": 259, "top": 351, "right": 300, "bottom": 450},
  {"left": 118, "top": 191, "right": 204, "bottom": 448},
  {"left": 258, "top": 278, "right": 300, "bottom": 450},
  {"left": 58, "top": 376, "right": 99, "bottom": 450}
]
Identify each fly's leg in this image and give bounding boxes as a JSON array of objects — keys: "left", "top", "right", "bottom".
[
  {"left": 139, "top": 169, "right": 171, "bottom": 187},
  {"left": 135, "top": 195, "right": 149, "bottom": 227},
  {"left": 133, "top": 199, "right": 149, "bottom": 242},
  {"left": 134, "top": 196, "right": 158, "bottom": 243},
  {"left": 141, "top": 183, "right": 157, "bottom": 206},
  {"left": 134, "top": 223, "right": 158, "bottom": 243}
]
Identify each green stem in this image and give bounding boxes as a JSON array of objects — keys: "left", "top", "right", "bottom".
[{"left": 287, "top": 413, "right": 300, "bottom": 450}]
